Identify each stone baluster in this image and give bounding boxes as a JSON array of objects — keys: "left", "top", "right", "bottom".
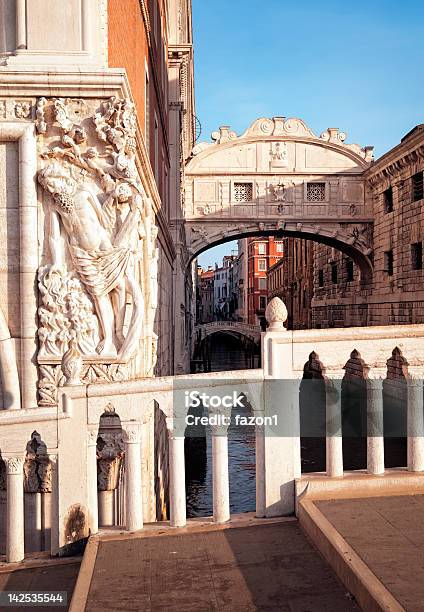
[
  {"left": 5, "top": 456, "right": 25, "bottom": 563},
  {"left": 407, "top": 371, "right": 424, "bottom": 472},
  {"left": 124, "top": 427, "right": 143, "bottom": 532},
  {"left": 86, "top": 431, "right": 99, "bottom": 535},
  {"left": 325, "top": 375, "right": 343, "bottom": 477},
  {"left": 167, "top": 424, "right": 186, "bottom": 528},
  {"left": 210, "top": 409, "right": 231, "bottom": 523},
  {"left": 49, "top": 454, "right": 59, "bottom": 556},
  {"left": 366, "top": 373, "right": 385, "bottom": 475},
  {"left": 255, "top": 418, "right": 266, "bottom": 518}
]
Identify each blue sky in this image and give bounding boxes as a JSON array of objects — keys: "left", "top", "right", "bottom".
[{"left": 194, "top": 0, "right": 424, "bottom": 268}]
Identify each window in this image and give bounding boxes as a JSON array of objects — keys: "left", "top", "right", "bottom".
[
  {"left": 346, "top": 259, "right": 354, "bottom": 282},
  {"left": 258, "top": 243, "right": 266, "bottom": 255},
  {"left": 233, "top": 182, "right": 253, "bottom": 202},
  {"left": 383, "top": 187, "right": 393, "bottom": 213},
  {"left": 318, "top": 269, "right": 324, "bottom": 287},
  {"left": 307, "top": 182, "right": 325, "bottom": 202},
  {"left": 258, "top": 259, "right": 266, "bottom": 272},
  {"left": 331, "top": 262, "right": 338, "bottom": 284},
  {"left": 412, "top": 172, "right": 424, "bottom": 202},
  {"left": 259, "top": 278, "right": 267, "bottom": 290},
  {"left": 411, "top": 242, "right": 423, "bottom": 270},
  {"left": 384, "top": 250, "right": 394, "bottom": 276},
  {"left": 276, "top": 243, "right": 284, "bottom": 253},
  {"left": 259, "top": 296, "right": 267, "bottom": 310}
]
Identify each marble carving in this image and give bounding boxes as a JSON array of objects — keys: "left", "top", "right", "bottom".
[{"left": 37, "top": 97, "right": 158, "bottom": 374}]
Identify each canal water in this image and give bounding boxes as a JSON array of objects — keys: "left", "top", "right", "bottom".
[{"left": 185, "top": 333, "right": 407, "bottom": 517}]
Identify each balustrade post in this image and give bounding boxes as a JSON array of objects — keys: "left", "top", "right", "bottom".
[
  {"left": 325, "top": 376, "right": 343, "bottom": 477},
  {"left": 366, "top": 374, "right": 385, "bottom": 475},
  {"left": 255, "top": 419, "right": 266, "bottom": 518},
  {"left": 168, "top": 426, "right": 186, "bottom": 527},
  {"left": 49, "top": 454, "right": 59, "bottom": 556},
  {"left": 210, "top": 410, "right": 230, "bottom": 523},
  {"left": 86, "top": 431, "right": 99, "bottom": 535},
  {"left": 5, "top": 456, "right": 25, "bottom": 563},
  {"left": 124, "top": 427, "right": 143, "bottom": 531},
  {"left": 407, "top": 373, "right": 424, "bottom": 472}
]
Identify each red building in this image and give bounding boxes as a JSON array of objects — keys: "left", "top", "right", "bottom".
[{"left": 246, "top": 237, "right": 284, "bottom": 325}]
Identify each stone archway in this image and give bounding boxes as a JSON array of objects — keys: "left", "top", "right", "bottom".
[{"left": 183, "top": 116, "right": 375, "bottom": 282}]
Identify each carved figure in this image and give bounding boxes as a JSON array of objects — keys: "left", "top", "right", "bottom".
[{"left": 38, "top": 161, "right": 144, "bottom": 359}]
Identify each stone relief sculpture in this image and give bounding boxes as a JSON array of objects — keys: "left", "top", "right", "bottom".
[{"left": 36, "top": 97, "right": 159, "bottom": 394}]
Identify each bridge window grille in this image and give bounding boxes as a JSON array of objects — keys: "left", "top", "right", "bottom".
[
  {"left": 411, "top": 242, "right": 423, "bottom": 270},
  {"left": 384, "top": 187, "right": 393, "bottom": 213},
  {"left": 306, "top": 182, "right": 326, "bottom": 202},
  {"left": 233, "top": 182, "right": 253, "bottom": 202},
  {"left": 412, "top": 172, "right": 424, "bottom": 202}
]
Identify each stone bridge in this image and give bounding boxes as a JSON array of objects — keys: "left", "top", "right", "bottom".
[
  {"left": 194, "top": 321, "right": 261, "bottom": 344},
  {"left": 183, "top": 116, "right": 375, "bottom": 281}
]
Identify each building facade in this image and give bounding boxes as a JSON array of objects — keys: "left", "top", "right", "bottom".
[
  {"left": 268, "top": 238, "right": 313, "bottom": 329},
  {"left": 247, "top": 237, "right": 284, "bottom": 325},
  {"left": 267, "top": 126, "right": 424, "bottom": 330}
]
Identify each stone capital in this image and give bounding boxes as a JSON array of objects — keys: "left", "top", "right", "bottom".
[
  {"left": 124, "top": 427, "right": 141, "bottom": 444},
  {"left": 87, "top": 430, "right": 98, "bottom": 446},
  {"left": 5, "top": 456, "right": 25, "bottom": 475}
]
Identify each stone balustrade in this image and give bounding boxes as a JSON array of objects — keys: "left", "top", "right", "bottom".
[{"left": 2, "top": 309, "right": 424, "bottom": 561}]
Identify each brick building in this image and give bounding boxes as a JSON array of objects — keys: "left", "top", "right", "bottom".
[
  {"left": 270, "top": 126, "right": 424, "bottom": 330},
  {"left": 246, "top": 237, "right": 284, "bottom": 325},
  {"left": 268, "top": 239, "right": 314, "bottom": 329},
  {"left": 196, "top": 266, "right": 214, "bottom": 323}
]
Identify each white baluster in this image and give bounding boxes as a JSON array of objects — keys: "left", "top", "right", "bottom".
[
  {"left": 325, "top": 376, "right": 343, "bottom": 477},
  {"left": 366, "top": 373, "right": 385, "bottom": 475},
  {"left": 210, "top": 409, "right": 231, "bottom": 523},
  {"left": 5, "top": 456, "right": 25, "bottom": 562},
  {"left": 407, "top": 372, "right": 424, "bottom": 472},
  {"left": 124, "top": 427, "right": 143, "bottom": 531},
  {"left": 86, "top": 431, "right": 99, "bottom": 535},
  {"left": 168, "top": 428, "right": 186, "bottom": 527},
  {"left": 255, "top": 419, "right": 266, "bottom": 518}
]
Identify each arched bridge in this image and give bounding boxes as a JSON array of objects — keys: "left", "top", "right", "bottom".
[
  {"left": 194, "top": 321, "right": 261, "bottom": 344},
  {"left": 183, "top": 116, "right": 375, "bottom": 282}
]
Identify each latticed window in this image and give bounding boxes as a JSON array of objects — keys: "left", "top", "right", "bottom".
[
  {"left": 306, "top": 182, "right": 326, "bottom": 202},
  {"left": 233, "top": 182, "right": 253, "bottom": 202}
]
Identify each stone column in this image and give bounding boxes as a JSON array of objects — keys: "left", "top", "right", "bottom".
[
  {"left": 16, "top": 0, "right": 27, "bottom": 49},
  {"left": 5, "top": 457, "right": 25, "bottom": 563},
  {"left": 49, "top": 454, "right": 59, "bottom": 556},
  {"left": 210, "top": 415, "right": 231, "bottom": 524},
  {"left": 407, "top": 373, "right": 424, "bottom": 472},
  {"left": 86, "top": 431, "right": 98, "bottom": 535},
  {"left": 19, "top": 125, "right": 38, "bottom": 410},
  {"left": 124, "top": 428, "right": 143, "bottom": 532},
  {"left": 255, "top": 420, "right": 266, "bottom": 518},
  {"left": 325, "top": 376, "right": 343, "bottom": 477},
  {"left": 168, "top": 429, "right": 186, "bottom": 528},
  {"left": 366, "top": 374, "right": 385, "bottom": 475}
]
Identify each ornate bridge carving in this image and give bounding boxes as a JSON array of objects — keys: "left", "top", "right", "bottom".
[{"left": 183, "top": 116, "right": 375, "bottom": 280}]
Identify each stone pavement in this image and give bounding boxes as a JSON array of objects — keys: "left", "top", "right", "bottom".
[
  {"left": 0, "top": 559, "right": 80, "bottom": 611},
  {"left": 316, "top": 495, "right": 424, "bottom": 612},
  {"left": 80, "top": 518, "right": 359, "bottom": 611}
]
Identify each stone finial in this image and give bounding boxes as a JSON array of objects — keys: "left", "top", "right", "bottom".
[
  {"left": 61, "top": 334, "right": 83, "bottom": 386},
  {"left": 265, "top": 297, "right": 288, "bottom": 332}
]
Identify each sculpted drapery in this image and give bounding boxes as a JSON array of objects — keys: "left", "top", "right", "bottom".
[{"left": 37, "top": 97, "right": 157, "bottom": 371}]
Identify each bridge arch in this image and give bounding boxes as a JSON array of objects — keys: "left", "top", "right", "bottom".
[{"left": 184, "top": 116, "right": 375, "bottom": 283}]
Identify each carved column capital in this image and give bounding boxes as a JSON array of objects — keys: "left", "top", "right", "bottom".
[
  {"left": 124, "top": 427, "right": 141, "bottom": 444},
  {"left": 5, "top": 457, "right": 25, "bottom": 475},
  {"left": 87, "top": 430, "right": 98, "bottom": 446}
]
